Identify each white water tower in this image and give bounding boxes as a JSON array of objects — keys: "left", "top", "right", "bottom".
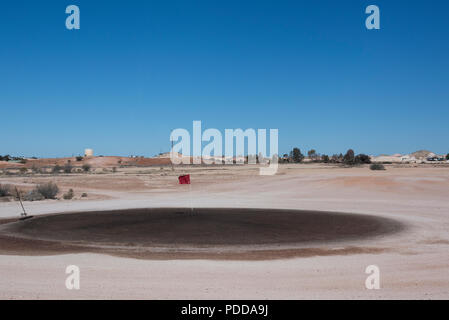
[{"left": 84, "top": 149, "right": 94, "bottom": 157}]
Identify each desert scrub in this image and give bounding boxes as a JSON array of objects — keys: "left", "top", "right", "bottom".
[
  {"left": 82, "top": 164, "right": 91, "bottom": 172},
  {"left": 63, "top": 189, "right": 74, "bottom": 200},
  {"left": 36, "top": 182, "right": 59, "bottom": 199},
  {"left": 370, "top": 163, "right": 386, "bottom": 170},
  {"left": 0, "top": 184, "right": 12, "bottom": 197},
  {"left": 63, "top": 162, "right": 73, "bottom": 173},
  {"left": 23, "top": 190, "right": 45, "bottom": 201},
  {"left": 52, "top": 165, "right": 62, "bottom": 174},
  {"left": 31, "top": 165, "right": 42, "bottom": 174}
]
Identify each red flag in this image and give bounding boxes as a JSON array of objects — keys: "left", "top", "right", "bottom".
[{"left": 178, "top": 174, "right": 191, "bottom": 184}]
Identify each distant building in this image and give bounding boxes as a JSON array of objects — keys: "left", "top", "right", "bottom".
[
  {"left": 370, "top": 155, "right": 403, "bottom": 163},
  {"left": 370, "top": 154, "right": 419, "bottom": 163},
  {"left": 84, "top": 149, "right": 94, "bottom": 157},
  {"left": 369, "top": 151, "right": 448, "bottom": 164}
]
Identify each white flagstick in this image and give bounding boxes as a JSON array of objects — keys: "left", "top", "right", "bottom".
[
  {"left": 15, "top": 187, "right": 27, "bottom": 217},
  {"left": 189, "top": 180, "right": 193, "bottom": 213}
]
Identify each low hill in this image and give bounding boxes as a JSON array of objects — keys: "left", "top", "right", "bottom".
[{"left": 410, "top": 150, "right": 434, "bottom": 159}]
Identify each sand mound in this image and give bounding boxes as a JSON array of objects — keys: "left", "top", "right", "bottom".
[{"left": 410, "top": 150, "right": 433, "bottom": 159}]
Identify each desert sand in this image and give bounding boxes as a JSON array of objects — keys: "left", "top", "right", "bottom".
[{"left": 0, "top": 163, "right": 448, "bottom": 299}]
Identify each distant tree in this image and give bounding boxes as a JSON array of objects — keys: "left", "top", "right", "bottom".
[
  {"left": 290, "top": 148, "right": 304, "bottom": 163},
  {"left": 321, "top": 154, "right": 330, "bottom": 163},
  {"left": 343, "top": 149, "right": 355, "bottom": 165},
  {"left": 0, "top": 155, "right": 11, "bottom": 162},
  {"left": 279, "top": 154, "right": 288, "bottom": 163},
  {"left": 446, "top": 153, "right": 449, "bottom": 160},
  {"left": 307, "top": 149, "right": 317, "bottom": 160},
  {"left": 355, "top": 154, "right": 371, "bottom": 164}
]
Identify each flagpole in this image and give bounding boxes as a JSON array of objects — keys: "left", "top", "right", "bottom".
[
  {"left": 15, "top": 187, "right": 27, "bottom": 217},
  {"left": 189, "top": 179, "right": 193, "bottom": 214}
]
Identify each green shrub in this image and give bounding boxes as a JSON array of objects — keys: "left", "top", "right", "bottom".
[
  {"left": 76, "top": 156, "right": 84, "bottom": 162},
  {"left": 0, "top": 155, "right": 11, "bottom": 161},
  {"left": 343, "top": 149, "right": 355, "bottom": 165},
  {"left": 355, "top": 154, "right": 371, "bottom": 164},
  {"left": 81, "top": 192, "right": 88, "bottom": 198},
  {"left": 370, "top": 163, "right": 386, "bottom": 171},
  {"left": 290, "top": 148, "right": 304, "bottom": 163}
]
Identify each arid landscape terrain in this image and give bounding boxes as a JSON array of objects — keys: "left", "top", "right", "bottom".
[{"left": 0, "top": 160, "right": 448, "bottom": 299}]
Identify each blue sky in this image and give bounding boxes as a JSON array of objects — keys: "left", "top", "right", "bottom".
[{"left": 1, "top": 0, "right": 448, "bottom": 158}]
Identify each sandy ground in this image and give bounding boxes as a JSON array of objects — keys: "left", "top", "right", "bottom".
[{"left": 0, "top": 163, "right": 448, "bottom": 299}]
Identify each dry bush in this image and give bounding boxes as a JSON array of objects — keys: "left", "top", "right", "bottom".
[
  {"left": 370, "top": 163, "right": 386, "bottom": 170},
  {"left": 63, "top": 163, "right": 73, "bottom": 173},
  {"left": 63, "top": 189, "right": 74, "bottom": 200},
  {"left": 31, "top": 165, "right": 41, "bottom": 174},
  {"left": 23, "top": 189, "right": 45, "bottom": 201},
  {"left": 0, "top": 184, "right": 12, "bottom": 197},
  {"left": 36, "top": 182, "right": 59, "bottom": 199},
  {"left": 52, "top": 165, "right": 62, "bottom": 174}
]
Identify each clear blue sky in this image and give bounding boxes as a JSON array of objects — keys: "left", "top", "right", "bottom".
[{"left": 1, "top": 0, "right": 448, "bottom": 158}]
